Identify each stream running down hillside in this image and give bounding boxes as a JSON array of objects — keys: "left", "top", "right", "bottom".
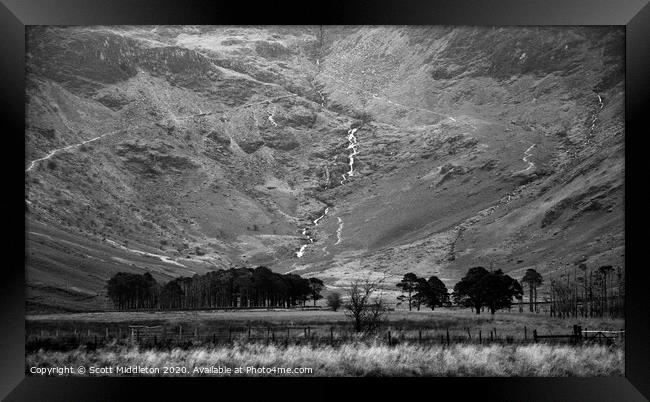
[
  {"left": 295, "top": 207, "right": 331, "bottom": 258},
  {"left": 588, "top": 93, "right": 604, "bottom": 137},
  {"left": 335, "top": 217, "right": 344, "bottom": 245},
  {"left": 340, "top": 127, "right": 359, "bottom": 185},
  {"left": 520, "top": 144, "right": 536, "bottom": 173},
  {"left": 296, "top": 126, "right": 359, "bottom": 257}
]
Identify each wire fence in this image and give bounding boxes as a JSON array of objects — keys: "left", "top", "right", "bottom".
[{"left": 25, "top": 324, "right": 624, "bottom": 352}]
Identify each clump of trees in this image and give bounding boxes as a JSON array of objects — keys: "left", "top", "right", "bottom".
[
  {"left": 106, "top": 267, "right": 324, "bottom": 310},
  {"left": 453, "top": 267, "right": 523, "bottom": 315},
  {"left": 396, "top": 273, "right": 449, "bottom": 311},
  {"left": 107, "top": 272, "right": 159, "bottom": 310}
]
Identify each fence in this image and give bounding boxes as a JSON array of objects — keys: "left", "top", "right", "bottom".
[{"left": 25, "top": 324, "right": 624, "bottom": 351}]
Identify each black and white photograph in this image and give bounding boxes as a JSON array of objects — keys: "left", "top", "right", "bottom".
[{"left": 24, "top": 25, "right": 625, "bottom": 377}]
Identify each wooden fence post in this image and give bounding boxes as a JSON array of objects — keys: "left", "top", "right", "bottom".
[
  {"left": 494, "top": 327, "right": 497, "bottom": 340},
  {"left": 248, "top": 325, "right": 251, "bottom": 341},
  {"left": 577, "top": 325, "right": 582, "bottom": 342},
  {"left": 446, "top": 328, "right": 450, "bottom": 346},
  {"left": 228, "top": 327, "right": 232, "bottom": 342},
  {"left": 524, "top": 326, "right": 527, "bottom": 341},
  {"left": 330, "top": 326, "right": 334, "bottom": 344},
  {"left": 467, "top": 328, "right": 471, "bottom": 340},
  {"left": 419, "top": 329, "right": 422, "bottom": 343},
  {"left": 179, "top": 325, "right": 182, "bottom": 338},
  {"left": 533, "top": 329, "right": 538, "bottom": 343},
  {"left": 105, "top": 327, "right": 109, "bottom": 339},
  {"left": 387, "top": 330, "right": 392, "bottom": 346},
  {"left": 479, "top": 330, "right": 482, "bottom": 344}
]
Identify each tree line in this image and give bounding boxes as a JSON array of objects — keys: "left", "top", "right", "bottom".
[
  {"left": 106, "top": 267, "right": 324, "bottom": 310},
  {"left": 395, "top": 273, "right": 449, "bottom": 311},
  {"left": 548, "top": 263, "right": 624, "bottom": 318},
  {"left": 396, "top": 263, "right": 623, "bottom": 318},
  {"left": 396, "top": 268, "right": 523, "bottom": 315}
]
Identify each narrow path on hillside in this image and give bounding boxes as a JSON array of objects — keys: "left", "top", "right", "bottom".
[
  {"left": 25, "top": 91, "right": 302, "bottom": 174},
  {"left": 588, "top": 93, "right": 604, "bottom": 139},
  {"left": 447, "top": 138, "right": 540, "bottom": 260},
  {"left": 104, "top": 238, "right": 189, "bottom": 269},
  {"left": 26, "top": 130, "right": 122, "bottom": 172},
  {"left": 29, "top": 226, "right": 192, "bottom": 272},
  {"left": 320, "top": 72, "right": 478, "bottom": 131}
]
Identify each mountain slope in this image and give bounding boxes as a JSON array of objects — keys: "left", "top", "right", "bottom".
[{"left": 25, "top": 26, "right": 624, "bottom": 311}]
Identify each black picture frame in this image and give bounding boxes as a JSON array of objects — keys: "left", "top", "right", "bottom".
[{"left": 2, "top": 0, "right": 648, "bottom": 400}]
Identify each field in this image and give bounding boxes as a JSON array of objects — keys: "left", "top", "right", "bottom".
[
  {"left": 26, "top": 307, "right": 625, "bottom": 336},
  {"left": 25, "top": 308, "right": 624, "bottom": 376},
  {"left": 26, "top": 342, "right": 623, "bottom": 377}
]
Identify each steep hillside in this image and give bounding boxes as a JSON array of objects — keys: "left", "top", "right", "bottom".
[{"left": 25, "top": 26, "right": 624, "bottom": 311}]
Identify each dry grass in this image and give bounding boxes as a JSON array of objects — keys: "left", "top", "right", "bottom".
[{"left": 26, "top": 342, "right": 623, "bottom": 377}]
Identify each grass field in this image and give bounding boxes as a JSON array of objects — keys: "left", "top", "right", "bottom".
[
  {"left": 26, "top": 307, "right": 625, "bottom": 340},
  {"left": 26, "top": 342, "right": 623, "bottom": 377},
  {"left": 26, "top": 308, "right": 624, "bottom": 376}
]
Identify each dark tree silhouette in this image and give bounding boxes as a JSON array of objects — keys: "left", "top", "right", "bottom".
[
  {"left": 453, "top": 267, "right": 489, "bottom": 314},
  {"left": 413, "top": 277, "right": 428, "bottom": 310},
  {"left": 521, "top": 268, "right": 543, "bottom": 312},
  {"left": 478, "top": 271, "right": 523, "bottom": 315},
  {"left": 396, "top": 273, "right": 419, "bottom": 311},
  {"left": 308, "top": 277, "right": 325, "bottom": 306},
  {"left": 453, "top": 267, "right": 522, "bottom": 315},
  {"left": 106, "top": 267, "right": 319, "bottom": 310},
  {"left": 415, "top": 275, "right": 449, "bottom": 311}
]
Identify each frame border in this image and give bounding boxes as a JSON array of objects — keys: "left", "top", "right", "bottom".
[{"left": 2, "top": 0, "right": 648, "bottom": 400}]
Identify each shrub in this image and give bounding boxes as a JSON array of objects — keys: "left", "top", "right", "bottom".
[{"left": 326, "top": 292, "right": 342, "bottom": 311}]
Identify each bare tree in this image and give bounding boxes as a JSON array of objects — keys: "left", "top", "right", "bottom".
[{"left": 344, "top": 277, "right": 387, "bottom": 333}]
